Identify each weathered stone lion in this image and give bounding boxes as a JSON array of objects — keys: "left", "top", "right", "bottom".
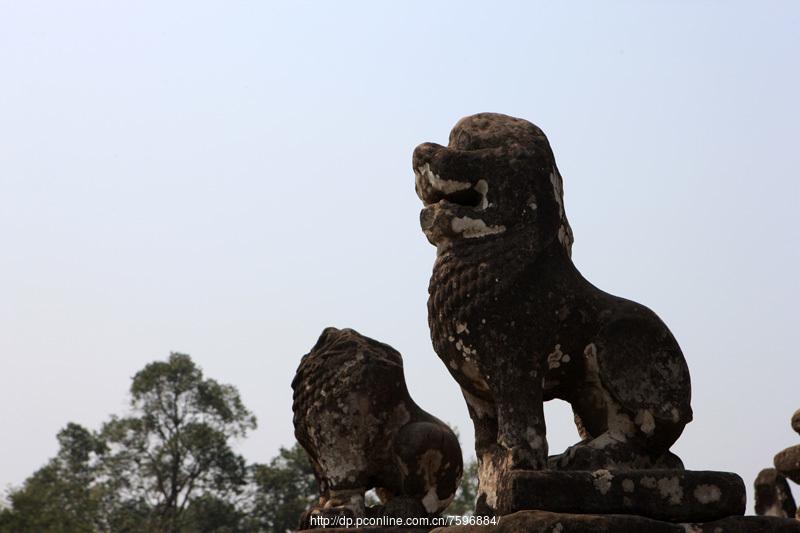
[
  {"left": 414, "top": 113, "right": 693, "bottom": 513},
  {"left": 292, "top": 327, "right": 463, "bottom": 527}
]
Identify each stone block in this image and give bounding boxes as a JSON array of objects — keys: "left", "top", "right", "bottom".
[
  {"left": 495, "top": 469, "right": 745, "bottom": 522},
  {"left": 429, "top": 510, "right": 800, "bottom": 533}
]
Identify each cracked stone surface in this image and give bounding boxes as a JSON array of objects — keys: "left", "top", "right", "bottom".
[
  {"left": 292, "top": 327, "right": 463, "bottom": 529},
  {"left": 414, "top": 113, "right": 692, "bottom": 514}
]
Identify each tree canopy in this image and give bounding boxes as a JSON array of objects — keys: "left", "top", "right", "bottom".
[
  {"left": 248, "top": 444, "right": 318, "bottom": 533},
  {"left": 1, "top": 353, "right": 256, "bottom": 533},
  {"left": 100, "top": 353, "right": 255, "bottom": 531}
]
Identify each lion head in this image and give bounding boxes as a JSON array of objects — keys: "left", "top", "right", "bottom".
[{"left": 414, "top": 112, "right": 573, "bottom": 255}]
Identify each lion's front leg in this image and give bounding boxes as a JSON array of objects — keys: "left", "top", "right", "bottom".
[
  {"left": 492, "top": 356, "right": 548, "bottom": 471},
  {"left": 473, "top": 351, "right": 547, "bottom": 516}
]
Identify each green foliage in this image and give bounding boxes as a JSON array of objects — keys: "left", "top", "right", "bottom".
[
  {"left": 447, "top": 457, "right": 478, "bottom": 516},
  {"left": 180, "top": 494, "right": 246, "bottom": 533},
  {"left": 0, "top": 353, "right": 255, "bottom": 533},
  {"left": 100, "top": 353, "right": 255, "bottom": 532},
  {"left": 247, "top": 444, "right": 318, "bottom": 533},
  {"left": 0, "top": 423, "right": 106, "bottom": 533}
]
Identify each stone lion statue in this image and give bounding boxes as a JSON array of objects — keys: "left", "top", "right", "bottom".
[
  {"left": 413, "top": 113, "right": 692, "bottom": 513},
  {"left": 292, "top": 327, "right": 463, "bottom": 527}
]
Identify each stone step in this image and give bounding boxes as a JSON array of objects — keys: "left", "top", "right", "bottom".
[
  {"left": 496, "top": 469, "right": 745, "bottom": 522},
  {"left": 297, "top": 510, "right": 800, "bottom": 532},
  {"left": 299, "top": 530, "right": 429, "bottom": 533},
  {"left": 429, "top": 510, "right": 800, "bottom": 532}
]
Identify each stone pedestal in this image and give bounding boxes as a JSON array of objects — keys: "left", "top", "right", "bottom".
[
  {"left": 298, "top": 511, "right": 800, "bottom": 532},
  {"left": 299, "top": 530, "right": 429, "bottom": 533},
  {"left": 429, "top": 510, "right": 800, "bottom": 533},
  {"left": 296, "top": 469, "right": 800, "bottom": 531},
  {"left": 496, "top": 469, "right": 745, "bottom": 522}
]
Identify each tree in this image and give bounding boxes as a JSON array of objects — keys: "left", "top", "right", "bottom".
[
  {"left": 100, "top": 353, "right": 256, "bottom": 532},
  {"left": 0, "top": 353, "right": 255, "bottom": 533},
  {"left": 180, "top": 494, "right": 246, "bottom": 533},
  {"left": 447, "top": 457, "right": 478, "bottom": 516},
  {"left": 248, "top": 443, "right": 318, "bottom": 533},
  {"left": 0, "top": 423, "right": 107, "bottom": 533}
]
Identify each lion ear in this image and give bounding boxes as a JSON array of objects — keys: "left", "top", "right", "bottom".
[{"left": 310, "top": 327, "right": 339, "bottom": 353}]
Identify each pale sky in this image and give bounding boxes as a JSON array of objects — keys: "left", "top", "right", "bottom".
[{"left": 1, "top": 1, "right": 798, "bottom": 509}]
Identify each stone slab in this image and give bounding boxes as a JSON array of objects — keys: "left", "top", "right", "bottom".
[
  {"left": 690, "top": 515, "right": 800, "bottom": 532},
  {"left": 297, "top": 512, "right": 800, "bottom": 533},
  {"left": 432, "top": 510, "right": 680, "bottom": 532},
  {"left": 495, "top": 469, "right": 745, "bottom": 522},
  {"left": 299, "top": 529, "right": 427, "bottom": 533},
  {"left": 428, "top": 510, "right": 800, "bottom": 533}
]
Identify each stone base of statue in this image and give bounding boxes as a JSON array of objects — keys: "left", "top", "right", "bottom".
[
  {"left": 298, "top": 511, "right": 800, "bottom": 533},
  {"left": 457, "top": 468, "right": 799, "bottom": 532},
  {"left": 429, "top": 510, "right": 800, "bottom": 532},
  {"left": 299, "top": 530, "right": 429, "bottom": 533},
  {"left": 297, "top": 469, "right": 800, "bottom": 532},
  {"left": 495, "top": 469, "right": 745, "bottom": 521}
]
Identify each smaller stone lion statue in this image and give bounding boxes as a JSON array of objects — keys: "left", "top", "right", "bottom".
[{"left": 292, "top": 327, "right": 463, "bottom": 527}]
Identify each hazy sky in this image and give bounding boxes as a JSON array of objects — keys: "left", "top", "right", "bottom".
[{"left": 1, "top": 1, "right": 798, "bottom": 509}]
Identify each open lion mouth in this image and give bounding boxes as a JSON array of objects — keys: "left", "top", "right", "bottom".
[
  {"left": 415, "top": 163, "right": 487, "bottom": 210},
  {"left": 430, "top": 187, "right": 483, "bottom": 208}
]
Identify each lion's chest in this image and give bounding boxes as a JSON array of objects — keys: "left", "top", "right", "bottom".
[
  {"left": 428, "top": 251, "right": 538, "bottom": 383},
  {"left": 427, "top": 247, "right": 589, "bottom": 396}
]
